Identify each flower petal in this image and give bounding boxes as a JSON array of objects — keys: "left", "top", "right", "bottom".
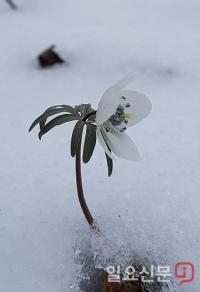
[
  {"left": 120, "top": 90, "right": 152, "bottom": 127},
  {"left": 97, "top": 126, "right": 115, "bottom": 160},
  {"left": 96, "top": 86, "right": 121, "bottom": 125},
  {"left": 105, "top": 130, "right": 141, "bottom": 161},
  {"left": 96, "top": 77, "right": 136, "bottom": 125}
]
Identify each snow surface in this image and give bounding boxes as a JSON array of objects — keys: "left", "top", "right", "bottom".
[{"left": 0, "top": 0, "right": 200, "bottom": 291}]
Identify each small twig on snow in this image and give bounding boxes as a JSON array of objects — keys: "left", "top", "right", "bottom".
[{"left": 5, "top": 0, "right": 18, "bottom": 10}]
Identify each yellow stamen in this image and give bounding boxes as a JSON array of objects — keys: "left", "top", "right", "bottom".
[
  {"left": 121, "top": 112, "right": 132, "bottom": 119},
  {"left": 103, "top": 122, "right": 110, "bottom": 131}
]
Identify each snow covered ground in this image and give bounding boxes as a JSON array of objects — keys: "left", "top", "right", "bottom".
[{"left": 0, "top": 0, "right": 200, "bottom": 291}]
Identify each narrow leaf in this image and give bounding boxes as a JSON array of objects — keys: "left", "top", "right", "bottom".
[
  {"left": 82, "top": 104, "right": 92, "bottom": 117},
  {"left": 30, "top": 108, "right": 72, "bottom": 132},
  {"left": 38, "top": 114, "right": 76, "bottom": 139},
  {"left": 29, "top": 105, "right": 80, "bottom": 132},
  {"left": 75, "top": 104, "right": 93, "bottom": 118},
  {"left": 87, "top": 113, "right": 96, "bottom": 122},
  {"left": 100, "top": 128, "right": 114, "bottom": 176},
  {"left": 105, "top": 153, "right": 113, "bottom": 177},
  {"left": 60, "top": 105, "right": 80, "bottom": 117},
  {"left": 39, "top": 105, "right": 80, "bottom": 130},
  {"left": 83, "top": 123, "right": 96, "bottom": 163},
  {"left": 71, "top": 120, "right": 85, "bottom": 157}
]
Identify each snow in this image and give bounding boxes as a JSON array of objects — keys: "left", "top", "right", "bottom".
[{"left": 0, "top": 0, "right": 200, "bottom": 291}]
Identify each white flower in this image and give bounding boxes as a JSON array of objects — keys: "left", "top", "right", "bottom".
[{"left": 96, "top": 80, "right": 152, "bottom": 161}]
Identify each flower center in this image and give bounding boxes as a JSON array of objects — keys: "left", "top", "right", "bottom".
[{"left": 104, "top": 96, "right": 132, "bottom": 132}]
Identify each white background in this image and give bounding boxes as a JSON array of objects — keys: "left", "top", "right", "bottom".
[{"left": 0, "top": 0, "right": 199, "bottom": 291}]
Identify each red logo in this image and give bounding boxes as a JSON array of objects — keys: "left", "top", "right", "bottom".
[{"left": 175, "top": 262, "right": 195, "bottom": 285}]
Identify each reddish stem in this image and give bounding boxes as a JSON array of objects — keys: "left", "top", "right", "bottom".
[
  {"left": 75, "top": 137, "right": 94, "bottom": 227},
  {"left": 75, "top": 110, "right": 98, "bottom": 228}
]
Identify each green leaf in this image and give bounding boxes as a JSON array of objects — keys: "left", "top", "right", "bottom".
[
  {"left": 71, "top": 120, "right": 85, "bottom": 157},
  {"left": 38, "top": 114, "right": 76, "bottom": 139},
  {"left": 100, "top": 128, "right": 114, "bottom": 176},
  {"left": 30, "top": 108, "right": 70, "bottom": 132},
  {"left": 29, "top": 105, "right": 80, "bottom": 132},
  {"left": 87, "top": 113, "right": 96, "bottom": 122},
  {"left": 60, "top": 105, "right": 80, "bottom": 117},
  {"left": 75, "top": 104, "right": 93, "bottom": 118},
  {"left": 83, "top": 123, "right": 96, "bottom": 163},
  {"left": 105, "top": 153, "right": 113, "bottom": 177}
]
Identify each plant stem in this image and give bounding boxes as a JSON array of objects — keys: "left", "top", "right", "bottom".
[
  {"left": 75, "top": 141, "right": 94, "bottom": 227},
  {"left": 75, "top": 110, "right": 98, "bottom": 228}
]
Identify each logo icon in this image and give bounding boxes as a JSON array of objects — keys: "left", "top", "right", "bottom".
[{"left": 175, "top": 262, "right": 195, "bottom": 285}]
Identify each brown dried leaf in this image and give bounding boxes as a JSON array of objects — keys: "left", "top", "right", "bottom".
[{"left": 38, "top": 45, "right": 65, "bottom": 67}]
